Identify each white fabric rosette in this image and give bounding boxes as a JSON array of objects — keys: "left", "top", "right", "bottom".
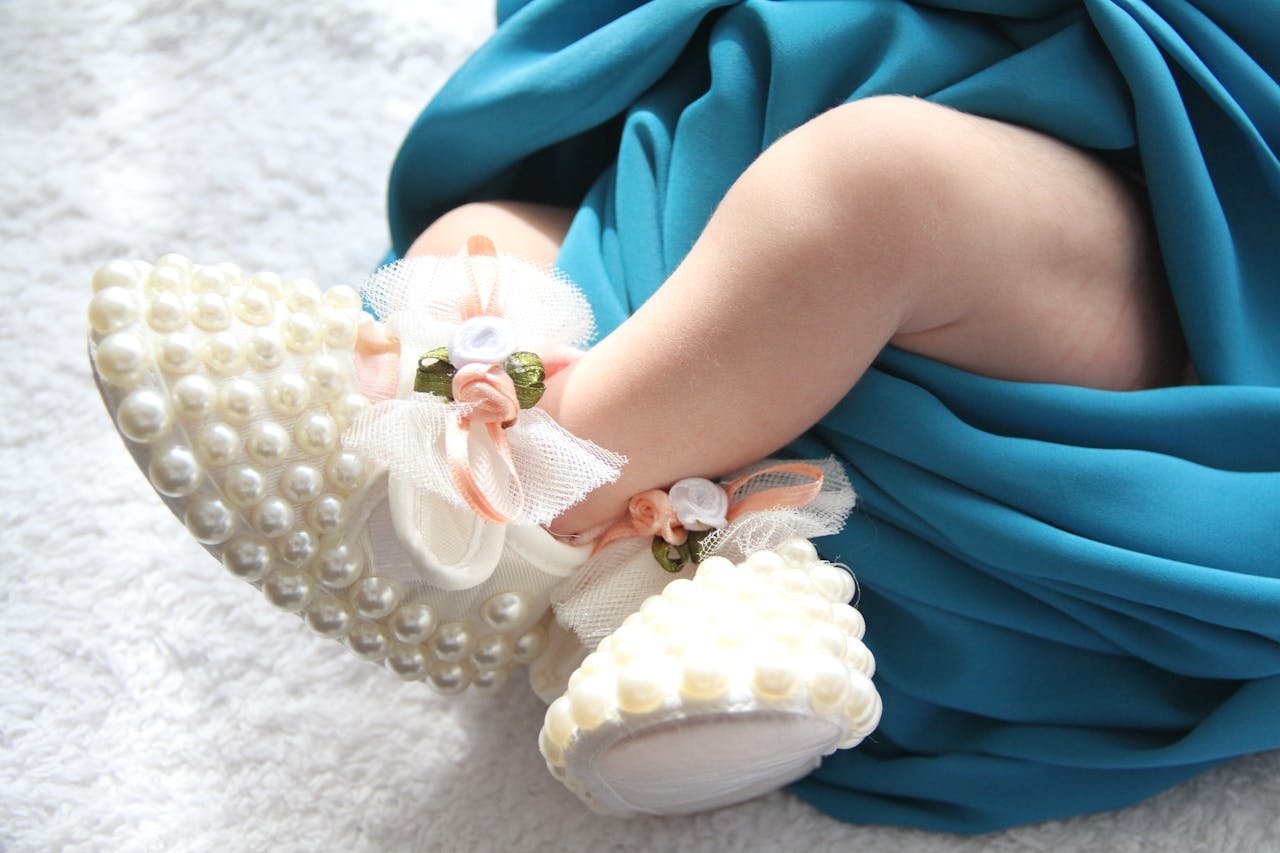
[
  {"left": 343, "top": 238, "right": 625, "bottom": 589},
  {"left": 551, "top": 456, "right": 856, "bottom": 649}
]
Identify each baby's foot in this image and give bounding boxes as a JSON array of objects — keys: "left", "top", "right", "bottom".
[{"left": 537, "top": 462, "right": 881, "bottom": 816}]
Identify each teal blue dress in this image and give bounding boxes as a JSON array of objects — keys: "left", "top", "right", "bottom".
[{"left": 386, "top": 0, "right": 1280, "bottom": 833}]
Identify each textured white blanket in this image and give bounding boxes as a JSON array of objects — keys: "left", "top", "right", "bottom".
[{"left": 2, "top": 1, "right": 1276, "bottom": 850}]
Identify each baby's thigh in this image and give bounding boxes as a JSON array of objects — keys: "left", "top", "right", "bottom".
[{"left": 823, "top": 97, "right": 1183, "bottom": 390}]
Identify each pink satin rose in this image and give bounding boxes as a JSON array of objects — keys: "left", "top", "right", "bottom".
[{"left": 628, "top": 489, "right": 688, "bottom": 546}]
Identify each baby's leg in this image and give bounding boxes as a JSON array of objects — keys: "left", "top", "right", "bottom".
[{"left": 411, "top": 96, "right": 1183, "bottom": 535}]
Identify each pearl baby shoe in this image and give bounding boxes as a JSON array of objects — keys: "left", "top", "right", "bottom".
[
  {"left": 88, "top": 244, "right": 881, "bottom": 817},
  {"left": 87, "top": 241, "right": 622, "bottom": 693},
  {"left": 537, "top": 462, "right": 882, "bottom": 816}
]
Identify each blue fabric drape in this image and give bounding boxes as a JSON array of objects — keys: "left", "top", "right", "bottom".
[{"left": 387, "top": 0, "right": 1280, "bottom": 833}]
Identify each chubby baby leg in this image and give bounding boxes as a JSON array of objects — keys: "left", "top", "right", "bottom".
[{"left": 541, "top": 96, "right": 1182, "bottom": 534}]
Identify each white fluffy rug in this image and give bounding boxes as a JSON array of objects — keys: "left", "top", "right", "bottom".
[{"left": 2, "top": 1, "right": 1277, "bottom": 850}]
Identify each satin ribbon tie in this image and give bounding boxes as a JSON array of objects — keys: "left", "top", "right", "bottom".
[{"left": 446, "top": 363, "right": 524, "bottom": 523}]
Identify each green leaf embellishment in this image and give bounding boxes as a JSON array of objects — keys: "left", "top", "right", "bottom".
[
  {"left": 652, "top": 537, "right": 684, "bottom": 573},
  {"left": 504, "top": 351, "right": 546, "bottom": 408},
  {"left": 414, "top": 347, "right": 456, "bottom": 399},
  {"left": 651, "top": 530, "right": 712, "bottom": 573}
]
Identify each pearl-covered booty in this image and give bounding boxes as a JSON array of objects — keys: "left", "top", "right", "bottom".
[
  {"left": 88, "top": 255, "right": 589, "bottom": 693},
  {"left": 538, "top": 538, "right": 880, "bottom": 816}
]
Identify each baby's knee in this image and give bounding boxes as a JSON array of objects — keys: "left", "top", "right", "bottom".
[{"left": 731, "top": 96, "right": 962, "bottom": 295}]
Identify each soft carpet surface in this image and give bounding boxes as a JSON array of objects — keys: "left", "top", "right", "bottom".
[{"left": 1, "top": 1, "right": 1276, "bottom": 850}]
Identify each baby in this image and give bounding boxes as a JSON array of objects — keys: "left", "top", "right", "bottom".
[
  {"left": 87, "top": 96, "right": 1191, "bottom": 820},
  {"left": 407, "top": 96, "right": 1186, "bottom": 538}
]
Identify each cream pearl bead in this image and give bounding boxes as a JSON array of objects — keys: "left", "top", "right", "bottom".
[
  {"left": 171, "top": 375, "right": 216, "bottom": 420},
  {"left": 286, "top": 277, "right": 323, "bottom": 313},
  {"left": 346, "top": 622, "right": 388, "bottom": 661},
  {"left": 191, "top": 292, "right": 232, "bottom": 332},
  {"left": 280, "top": 464, "right": 323, "bottom": 503},
  {"left": 391, "top": 602, "right": 437, "bottom": 644},
  {"left": 539, "top": 727, "right": 565, "bottom": 767},
  {"left": 234, "top": 287, "right": 275, "bottom": 326},
  {"left": 320, "top": 308, "right": 358, "bottom": 349},
  {"left": 753, "top": 656, "right": 799, "bottom": 698},
  {"left": 155, "top": 253, "right": 192, "bottom": 277},
  {"left": 811, "top": 562, "right": 856, "bottom": 603},
  {"left": 263, "top": 569, "right": 313, "bottom": 612},
  {"left": 222, "top": 464, "right": 266, "bottom": 508},
  {"left": 279, "top": 529, "right": 316, "bottom": 566},
  {"left": 353, "top": 577, "right": 398, "bottom": 619},
  {"left": 305, "top": 597, "right": 352, "bottom": 639},
  {"left": 744, "top": 549, "right": 787, "bottom": 577},
  {"left": 295, "top": 412, "right": 338, "bottom": 456},
  {"left": 283, "top": 312, "right": 321, "bottom": 353},
  {"left": 814, "top": 622, "right": 849, "bottom": 658},
  {"left": 830, "top": 603, "right": 865, "bottom": 640},
  {"left": 512, "top": 624, "right": 548, "bottom": 664},
  {"left": 94, "top": 332, "right": 147, "bottom": 387},
  {"left": 325, "top": 452, "right": 365, "bottom": 494},
  {"left": 692, "top": 555, "right": 736, "bottom": 587},
  {"left": 844, "top": 638, "right": 875, "bottom": 678},
  {"left": 306, "top": 355, "right": 347, "bottom": 400},
  {"left": 568, "top": 677, "right": 612, "bottom": 730},
  {"left": 775, "top": 537, "right": 819, "bottom": 566},
  {"left": 328, "top": 391, "right": 369, "bottom": 431},
  {"left": 156, "top": 333, "right": 199, "bottom": 375},
  {"left": 245, "top": 328, "right": 284, "bottom": 370},
  {"left": 616, "top": 659, "right": 668, "bottom": 714},
  {"left": 92, "top": 259, "right": 140, "bottom": 291},
  {"left": 218, "top": 379, "right": 263, "bottom": 426},
  {"left": 323, "top": 285, "right": 360, "bottom": 310},
  {"left": 266, "top": 373, "right": 310, "bottom": 416},
  {"left": 472, "top": 667, "right": 509, "bottom": 691},
  {"left": 844, "top": 673, "right": 881, "bottom": 733},
  {"left": 203, "top": 331, "right": 245, "bottom": 375},
  {"left": 808, "top": 657, "right": 851, "bottom": 713},
  {"left": 316, "top": 542, "right": 363, "bottom": 589},
  {"left": 216, "top": 262, "right": 244, "bottom": 286},
  {"left": 251, "top": 496, "right": 294, "bottom": 538},
  {"left": 544, "top": 697, "right": 575, "bottom": 746},
  {"left": 185, "top": 496, "right": 234, "bottom": 545},
  {"left": 305, "top": 494, "right": 345, "bottom": 533},
  {"left": 144, "top": 291, "right": 186, "bottom": 334},
  {"left": 386, "top": 643, "right": 430, "bottom": 680},
  {"left": 117, "top": 389, "right": 172, "bottom": 443},
  {"left": 427, "top": 662, "right": 473, "bottom": 695},
  {"left": 222, "top": 536, "right": 273, "bottom": 581},
  {"left": 88, "top": 286, "right": 137, "bottom": 335},
  {"left": 679, "top": 652, "right": 730, "bottom": 701},
  {"left": 431, "top": 622, "right": 473, "bottom": 663},
  {"left": 146, "top": 264, "right": 186, "bottom": 295},
  {"left": 148, "top": 444, "right": 202, "bottom": 497},
  {"left": 470, "top": 634, "right": 513, "bottom": 671},
  {"left": 249, "top": 271, "right": 285, "bottom": 298},
  {"left": 244, "top": 421, "right": 290, "bottom": 465},
  {"left": 481, "top": 591, "right": 528, "bottom": 632},
  {"left": 195, "top": 422, "right": 239, "bottom": 468},
  {"left": 190, "top": 266, "right": 229, "bottom": 295}
]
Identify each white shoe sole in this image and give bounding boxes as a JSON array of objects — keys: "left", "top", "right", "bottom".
[{"left": 538, "top": 540, "right": 881, "bottom": 816}]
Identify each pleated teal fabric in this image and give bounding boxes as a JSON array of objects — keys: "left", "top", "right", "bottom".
[{"left": 386, "top": 0, "right": 1280, "bottom": 833}]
